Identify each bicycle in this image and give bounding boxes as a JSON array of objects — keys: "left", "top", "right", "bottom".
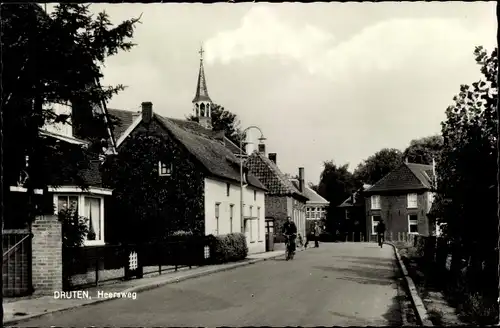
[
  {"left": 284, "top": 233, "right": 297, "bottom": 260},
  {"left": 377, "top": 233, "right": 385, "bottom": 248}
]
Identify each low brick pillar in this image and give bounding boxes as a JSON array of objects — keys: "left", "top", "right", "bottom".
[{"left": 32, "top": 214, "right": 62, "bottom": 295}]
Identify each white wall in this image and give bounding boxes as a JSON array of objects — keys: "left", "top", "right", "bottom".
[
  {"left": 204, "top": 177, "right": 266, "bottom": 254},
  {"left": 42, "top": 102, "right": 73, "bottom": 137}
]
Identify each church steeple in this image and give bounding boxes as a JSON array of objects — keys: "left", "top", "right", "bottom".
[{"left": 192, "top": 44, "right": 213, "bottom": 130}]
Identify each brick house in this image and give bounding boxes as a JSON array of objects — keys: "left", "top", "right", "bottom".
[
  {"left": 363, "top": 162, "right": 436, "bottom": 241},
  {"left": 107, "top": 102, "right": 267, "bottom": 254},
  {"left": 245, "top": 150, "right": 309, "bottom": 245},
  {"left": 338, "top": 184, "right": 371, "bottom": 241}
]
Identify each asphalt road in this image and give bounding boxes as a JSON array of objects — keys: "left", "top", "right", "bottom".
[{"left": 12, "top": 243, "right": 403, "bottom": 327}]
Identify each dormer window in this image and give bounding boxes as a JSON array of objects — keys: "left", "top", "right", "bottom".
[{"left": 158, "top": 161, "right": 172, "bottom": 176}]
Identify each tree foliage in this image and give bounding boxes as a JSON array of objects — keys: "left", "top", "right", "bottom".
[
  {"left": 315, "top": 161, "right": 358, "bottom": 234},
  {"left": 402, "top": 135, "right": 443, "bottom": 165},
  {"left": 187, "top": 104, "right": 245, "bottom": 145},
  {"left": 435, "top": 46, "right": 497, "bottom": 306},
  {"left": 353, "top": 148, "right": 403, "bottom": 185},
  {"left": 2, "top": 3, "right": 140, "bottom": 214},
  {"left": 101, "top": 134, "right": 205, "bottom": 243}
]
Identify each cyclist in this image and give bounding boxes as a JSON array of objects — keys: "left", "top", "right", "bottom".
[
  {"left": 282, "top": 216, "right": 297, "bottom": 259},
  {"left": 376, "top": 219, "right": 386, "bottom": 247}
]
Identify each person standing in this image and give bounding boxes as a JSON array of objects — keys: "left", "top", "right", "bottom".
[{"left": 314, "top": 222, "right": 321, "bottom": 247}]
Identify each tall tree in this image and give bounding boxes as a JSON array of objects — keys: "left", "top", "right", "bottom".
[
  {"left": 2, "top": 3, "right": 140, "bottom": 209},
  {"left": 1, "top": 5, "right": 139, "bottom": 317},
  {"left": 315, "top": 161, "right": 358, "bottom": 235},
  {"left": 353, "top": 148, "right": 403, "bottom": 185},
  {"left": 187, "top": 104, "right": 245, "bottom": 145},
  {"left": 436, "top": 46, "right": 497, "bottom": 316},
  {"left": 402, "top": 135, "right": 443, "bottom": 165}
]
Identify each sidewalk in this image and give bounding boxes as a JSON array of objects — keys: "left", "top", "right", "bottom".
[{"left": 4, "top": 247, "right": 307, "bottom": 325}]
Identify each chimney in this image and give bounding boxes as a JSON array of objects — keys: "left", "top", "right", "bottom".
[
  {"left": 258, "top": 143, "right": 266, "bottom": 155},
  {"left": 298, "top": 167, "right": 305, "bottom": 193},
  {"left": 268, "top": 153, "right": 277, "bottom": 164},
  {"left": 141, "top": 102, "right": 153, "bottom": 123}
]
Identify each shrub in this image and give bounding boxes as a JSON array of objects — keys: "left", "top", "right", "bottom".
[
  {"left": 58, "top": 208, "right": 89, "bottom": 248},
  {"left": 210, "top": 233, "right": 248, "bottom": 264}
]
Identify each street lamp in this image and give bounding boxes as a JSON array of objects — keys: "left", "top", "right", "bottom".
[{"left": 239, "top": 126, "right": 266, "bottom": 232}]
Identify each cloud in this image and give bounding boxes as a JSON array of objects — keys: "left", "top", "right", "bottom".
[{"left": 205, "top": 5, "right": 494, "bottom": 81}]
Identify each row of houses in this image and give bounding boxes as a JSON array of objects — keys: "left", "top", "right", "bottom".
[{"left": 3, "top": 46, "right": 329, "bottom": 297}]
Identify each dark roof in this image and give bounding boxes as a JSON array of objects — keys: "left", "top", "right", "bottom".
[
  {"left": 365, "top": 162, "right": 434, "bottom": 194},
  {"left": 338, "top": 184, "right": 372, "bottom": 208},
  {"left": 155, "top": 115, "right": 266, "bottom": 191},
  {"left": 108, "top": 108, "right": 138, "bottom": 141},
  {"left": 109, "top": 108, "right": 244, "bottom": 155},
  {"left": 192, "top": 58, "right": 212, "bottom": 103},
  {"left": 245, "top": 152, "right": 308, "bottom": 200}
]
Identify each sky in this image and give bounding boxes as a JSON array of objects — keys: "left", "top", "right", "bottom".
[{"left": 81, "top": 2, "right": 495, "bottom": 185}]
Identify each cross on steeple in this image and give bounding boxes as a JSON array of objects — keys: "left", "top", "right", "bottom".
[{"left": 199, "top": 45, "right": 205, "bottom": 61}]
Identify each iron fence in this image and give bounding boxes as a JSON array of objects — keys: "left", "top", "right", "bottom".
[
  {"left": 62, "top": 237, "right": 215, "bottom": 290},
  {"left": 2, "top": 229, "right": 33, "bottom": 297}
]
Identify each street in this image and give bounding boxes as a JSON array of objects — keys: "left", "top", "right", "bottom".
[{"left": 11, "top": 243, "right": 403, "bottom": 327}]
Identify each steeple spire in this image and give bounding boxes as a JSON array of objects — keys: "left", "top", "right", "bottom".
[
  {"left": 192, "top": 44, "right": 213, "bottom": 130},
  {"left": 192, "top": 44, "right": 212, "bottom": 104}
]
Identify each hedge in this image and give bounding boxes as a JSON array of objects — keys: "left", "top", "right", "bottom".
[{"left": 209, "top": 232, "right": 248, "bottom": 264}]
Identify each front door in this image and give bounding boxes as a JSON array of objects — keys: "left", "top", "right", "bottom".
[{"left": 265, "top": 219, "right": 274, "bottom": 251}]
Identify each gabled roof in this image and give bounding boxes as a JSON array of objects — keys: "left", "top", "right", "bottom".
[
  {"left": 109, "top": 108, "right": 266, "bottom": 191},
  {"left": 108, "top": 109, "right": 245, "bottom": 155},
  {"left": 245, "top": 152, "right": 308, "bottom": 200},
  {"left": 288, "top": 179, "right": 328, "bottom": 204},
  {"left": 155, "top": 115, "right": 266, "bottom": 191},
  {"left": 365, "top": 162, "right": 434, "bottom": 194},
  {"left": 338, "top": 184, "right": 372, "bottom": 208}
]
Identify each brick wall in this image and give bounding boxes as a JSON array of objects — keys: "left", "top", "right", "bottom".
[
  {"left": 265, "top": 195, "right": 288, "bottom": 240},
  {"left": 365, "top": 191, "right": 430, "bottom": 242},
  {"left": 32, "top": 214, "right": 62, "bottom": 295}
]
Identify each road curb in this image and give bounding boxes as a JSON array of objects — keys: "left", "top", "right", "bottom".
[
  {"left": 386, "top": 242, "right": 434, "bottom": 326},
  {"left": 4, "top": 251, "right": 289, "bottom": 326}
]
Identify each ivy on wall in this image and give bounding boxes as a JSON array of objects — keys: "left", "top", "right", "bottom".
[{"left": 102, "top": 126, "right": 205, "bottom": 244}]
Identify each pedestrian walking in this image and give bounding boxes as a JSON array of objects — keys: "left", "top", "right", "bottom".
[
  {"left": 314, "top": 222, "right": 321, "bottom": 248},
  {"left": 297, "top": 233, "right": 304, "bottom": 249}
]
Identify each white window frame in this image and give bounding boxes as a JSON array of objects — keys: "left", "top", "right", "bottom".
[
  {"left": 53, "top": 193, "right": 105, "bottom": 246},
  {"left": 306, "top": 207, "right": 311, "bottom": 219},
  {"left": 371, "top": 215, "right": 381, "bottom": 235},
  {"left": 215, "top": 202, "right": 221, "bottom": 235},
  {"left": 407, "top": 193, "right": 418, "bottom": 209},
  {"left": 371, "top": 195, "right": 381, "bottom": 210},
  {"left": 158, "top": 161, "right": 172, "bottom": 176},
  {"left": 408, "top": 214, "right": 418, "bottom": 234},
  {"left": 229, "top": 204, "right": 234, "bottom": 233}
]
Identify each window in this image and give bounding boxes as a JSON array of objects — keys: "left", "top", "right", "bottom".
[
  {"left": 257, "top": 207, "right": 261, "bottom": 240},
  {"left": 57, "top": 195, "right": 79, "bottom": 214},
  {"left": 306, "top": 207, "right": 311, "bottom": 219},
  {"left": 158, "top": 161, "right": 172, "bottom": 176},
  {"left": 371, "top": 215, "right": 381, "bottom": 235},
  {"left": 371, "top": 195, "right": 381, "bottom": 210},
  {"left": 56, "top": 195, "right": 105, "bottom": 245},
  {"left": 85, "top": 197, "right": 102, "bottom": 241},
  {"left": 254, "top": 190, "right": 257, "bottom": 201},
  {"left": 226, "top": 183, "right": 230, "bottom": 197},
  {"left": 215, "top": 203, "right": 220, "bottom": 235},
  {"left": 229, "top": 204, "right": 234, "bottom": 233},
  {"left": 407, "top": 193, "right": 418, "bottom": 208},
  {"left": 408, "top": 214, "right": 418, "bottom": 234}
]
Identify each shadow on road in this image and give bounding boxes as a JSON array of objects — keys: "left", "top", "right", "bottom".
[
  {"left": 330, "top": 256, "right": 394, "bottom": 266},
  {"left": 312, "top": 265, "right": 397, "bottom": 287},
  {"left": 383, "top": 295, "right": 404, "bottom": 326}
]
